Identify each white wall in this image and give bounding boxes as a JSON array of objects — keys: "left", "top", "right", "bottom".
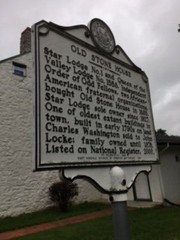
[
  {"left": 127, "top": 186, "right": 134, "bottom": 200},
  {"left": 0, "top": 53, "right": 103, "bottom": 217},
  {"left": 159, "top": 146, "right": 180, "bottom": 204},
  {"left": 149, "top": 164, "right": 164, "bottom": 203}
]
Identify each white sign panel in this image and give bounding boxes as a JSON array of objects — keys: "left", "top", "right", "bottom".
[{"left": 32, "top": 20, "right": 158, "bottom": 170}]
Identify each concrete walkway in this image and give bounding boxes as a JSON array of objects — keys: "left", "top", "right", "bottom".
[{"left": 127, "top": 200, "right": 161, "bottom": 208}]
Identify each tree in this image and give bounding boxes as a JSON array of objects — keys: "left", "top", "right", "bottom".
[
  {"left": 178, "top": 24, "right": 180, "bottom": 32},
  {"left": 156, "top": 128, "right": 168, "bottom": 136}
]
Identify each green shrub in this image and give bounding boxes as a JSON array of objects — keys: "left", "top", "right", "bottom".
[{"left": 49, "top": 181, "right": 78, "bottom": 212}]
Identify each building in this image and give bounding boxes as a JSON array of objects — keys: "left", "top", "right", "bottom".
[
  {"left": 0, "top": 29, "right": 103, "bottom": 217},
  {"left": 130, "top": 134, "right": 180, "bottom": 205},
  {"left": 153, "top": 135, "right": 180, "bottom": 205},
  {"left": 0, "top": 28, "right": 179, "bottom": 217}
]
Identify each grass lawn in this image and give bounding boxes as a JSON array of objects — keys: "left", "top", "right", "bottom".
[
  {"left": 129, "top": 207, "right": 180, "bottom": 240},
  {"left": 12, "top": 206, "right": 180, "bottom": 240},
  {"left": 0, "top": 203, "right": 180, "bottom": 240},
  {"left": 0, "top": 202, "right": 109, "bottom": 233}
]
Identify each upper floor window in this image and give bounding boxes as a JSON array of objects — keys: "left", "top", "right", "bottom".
[{"left": 13, "top": 62, "right": 27, "bottom": 77}]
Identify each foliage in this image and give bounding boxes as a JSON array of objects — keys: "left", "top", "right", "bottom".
[
  {"left": 156, "top": 128, "right": 168, "bottom": 136},
  {"left": 49, "top": 181, "right": 78, "bottom": 212}
]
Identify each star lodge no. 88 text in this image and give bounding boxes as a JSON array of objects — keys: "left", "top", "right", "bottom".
[{"left": 42, "top": 43, "right": 154, "bottom": 163}]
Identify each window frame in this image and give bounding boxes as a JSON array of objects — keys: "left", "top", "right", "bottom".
[{"left": 12, "top": 61, "right": 27, "bottom": 77}]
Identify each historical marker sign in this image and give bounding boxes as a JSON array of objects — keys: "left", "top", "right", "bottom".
[{"left": 32, "top": 19, "right": 158, "bottom": 171}]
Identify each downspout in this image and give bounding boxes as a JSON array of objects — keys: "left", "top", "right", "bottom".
[
  {"left": 160, "top": 142, "right": 170, "bottom": 154},
  {"left": 158, "top": 142, "right": 170, "bottom": 202}
]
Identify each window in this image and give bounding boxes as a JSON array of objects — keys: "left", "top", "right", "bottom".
[{"left": 13, "top": 62, "right": 27, "bottom": 77}]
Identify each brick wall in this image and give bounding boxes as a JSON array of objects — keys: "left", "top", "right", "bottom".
[{"left": 20, "top": 28, "right": 31, "bottom": 54}]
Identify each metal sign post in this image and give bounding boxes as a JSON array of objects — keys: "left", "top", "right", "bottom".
[
  {"left": 59, "top": 165, "right": 151, "bottom": 240},
  {"left": 111, "top": 200, "right": 130, "bottom": 240},
  {"left": 109, "top": 167, "right": 130, "bottom": 240},
  {"left": 32, "top": 19, "right": 158, "bottom": 171},
  {"left": 32, "top": 18, "right": 158, "bottom": 240}
]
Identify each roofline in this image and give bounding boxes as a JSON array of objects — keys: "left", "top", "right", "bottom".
[
  {"left": 157, "top": 142, "right": 180, "bottom": 146},
  {"left": 0, "top": 51, "right": 31, "bottom": 64}
]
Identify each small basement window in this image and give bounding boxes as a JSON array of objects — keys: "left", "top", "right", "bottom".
[{"left": 13, "top": 62, "right": 27, "bottom": 77}]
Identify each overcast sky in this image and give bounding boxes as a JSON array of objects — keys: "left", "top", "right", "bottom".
[{"left": 1, "top": 0, "right": 180, "bottom": 136}]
